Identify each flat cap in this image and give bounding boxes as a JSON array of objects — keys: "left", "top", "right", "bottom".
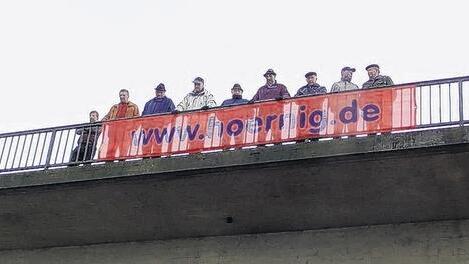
[
  {"left": 263, "top": 69, "right": 277, "bottom": 77},
  {"left": 193, "top": 77, "right": 204, "bottom": 83},
  {"left": 232, "top": 83, "right": 243, "bottom": 90},
  {"left": 341, "top": 66, "right": 356, "bottom": 72},
  {"left": 154, "top": 83, "right": 166, "bottom": 91},
  {"left": 365, "top": 64, "right": 380, "bottom": 70}
]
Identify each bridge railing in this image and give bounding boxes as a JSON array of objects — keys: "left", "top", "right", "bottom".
[
  {"left": 413, "top": 76, "right": 469, "bottom": 128},
  {"left": 0, "top": 123, "right": 103, "bottom": 173},
  {"left": 1, "top": 76, "right": 469, "bottom": 173}
]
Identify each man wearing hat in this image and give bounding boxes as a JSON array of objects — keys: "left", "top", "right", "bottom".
[
  {"left": 331, "top": 67, "right": 360, "bottom": 93},
  {"left": 251, "top": 69, "right": 290, "bottom": 102},
  {"left": 141, "top": 83, "right": 176, "bottom": 116},
  {"left": 362, "top": 64, "right": 394, "bottom": 89},
  {"left": 221, "top": 83, "right": 249, "bottom": 107},
  {"left": 295, "top": 72, "right": 327, "bottom": 97},
  {"left": 176, "top": 77, "right": 217, "bottom": 111}
]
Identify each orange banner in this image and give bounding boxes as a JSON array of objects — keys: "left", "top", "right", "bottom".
[{"left": 98, "top": 85, "right": 416, "bottom": 160}]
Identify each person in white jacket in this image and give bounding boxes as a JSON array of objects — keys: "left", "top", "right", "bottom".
[{"left": 176, "top": 77, "right": 217, "bottom": 111}]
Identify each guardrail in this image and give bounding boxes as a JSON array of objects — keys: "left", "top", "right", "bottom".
[
  {"left": 0, "top": 123, "right": 103, "bottom": 173},
  {"left": 1, "top": 76, "right": 469, "bottom": 173}
]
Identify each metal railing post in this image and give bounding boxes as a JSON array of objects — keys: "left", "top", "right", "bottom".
[
  {"left": 44, "top": 130, "right": 57, "bottom": 169},
  {"left": 459, "top": 81, "right": 464, "bottom": 126}
]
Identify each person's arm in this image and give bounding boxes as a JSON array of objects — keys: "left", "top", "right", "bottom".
[
  {"left": 320, "top": 86, "right": 327, "bottom": 94},
  {"left": 251, "top": 89, "right": 260, "bottom": 102},
  {"left": 141, "top": 101, "right": 150, "bottom": 116},
  {"left": 176, "top": 96, "right": 187, "bottom": 111},
  {"left": 386, "top": 76, "right": 394, "bottom": 86},
  {"left": 168, "top": 99, "right": 176, "bottom": 112},
  {"left": 362, "top": 81, "right": 370, "bottom": 89},
  {"left": 294, "top": 88, "right": 303, "bottom": 97},
  {"left": 102, "top": 106, "right": 115, "bottom": 121},
  {"left": 330, "top": 83, "right": 338, "bottom": 93},
  {"left": 281, "top": 85, "right": 291, "bottom": 98},
  {"left": 133, "top": 104, "right": 140, "bottom": 117},
  {"left": 206, "top": 94, "right": 217, "bottom": 107}
]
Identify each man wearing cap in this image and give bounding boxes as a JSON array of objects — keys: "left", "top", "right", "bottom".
[
  {"left": 295, "top": 72, "right": 327, "bottom": 97},
  {"left": 251, "top": 69, "right": 290, "bottom": 102},
  {"left": 362, "top": 64, "right": 394, "bottom": 89},
  {"left": 176, "top": 77, "right": 217, "bottom": 111},
  {"left": 221, "top": 83, "right": 249, "bottom": 107},
  {"left": 331, "top": 67, "right": 360, "bottom": 93},
  {"left": 142, "top": 83, "right": 175, "bottom": 116}
]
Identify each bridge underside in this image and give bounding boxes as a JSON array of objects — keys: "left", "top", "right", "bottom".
[
  {"left": 0, "top": 127, "right": 469, "bottom": 250},
  {"left": 1, "top": 219, "right": 469, "bottom": 264}
]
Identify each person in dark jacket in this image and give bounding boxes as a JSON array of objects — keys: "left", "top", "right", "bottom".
[
  {"left": 221, "top": 83, "right": 249, "bottom": 106},
  {"left": 362, "top": 64, "right": 394, "bottom": 89},
  {"left": 69, "top": 110, "right": 101, "bottom": 163},
  {"left": 251, "top": 69, "right": 290, "bottom": 102},
  {"left": 295, "top": 72, "right": 327, "bottom": 96},
  {"left": 141, "top": 83, "right": 176, "bottom": 116}
]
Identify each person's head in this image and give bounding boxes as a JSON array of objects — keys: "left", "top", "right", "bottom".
[
  {"left": 231, "top": 83, "right": 243, "bottom": 97},
  {"left": 263, "top": 69, "right": 276, "bottom": 85},
  {"left": 154, "top": 83, "right": 166, "bottom": 98},
  {"left": 366, "top": 64, "right": 380, "bottom": 79},
  {"left": 89, "top": 110, "right": 99, "bottom": 122},
  {"left": 119, "top": 89, "right": 130, "bottom": 103},
  {"left": 305, "top": 72, "right": 317, "bottom": 85},
  {"left": 192, "top": 77, "right": 205, "bottom": 93},
  {"left": 341, "top": 67, "right": 356, "bottom": 82}
]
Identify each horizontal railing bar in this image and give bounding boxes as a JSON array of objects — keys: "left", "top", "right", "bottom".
[
  {"left": 407, "top": 75, "right": 469, "bottom": 87},
  {"left": 0, "top": 159, "right": 105, "bottom": 174},
  {"left": 416, "top": 122, "right": 462, "bottom": 129},
  {"left": 0, "top": 123, "right": 102, "bottom": 138},
  {"left": 0, "top": 165, "right": 47, "bottom": 173}
]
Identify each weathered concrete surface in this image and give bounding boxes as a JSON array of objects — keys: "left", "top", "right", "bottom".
[
  {"left": 1, "top": 219, "right": 469, "bottom": 264},
  {"left": 0, "top": 127, "right": 469, "bottom": 250}
]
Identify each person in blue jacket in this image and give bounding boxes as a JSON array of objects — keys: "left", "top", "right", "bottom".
[
  {"left": 141, "top": 83, "right": 176, "bottom": 116},
  {"left": 221, "top": 83, "right": 249, "bottom": 107}
]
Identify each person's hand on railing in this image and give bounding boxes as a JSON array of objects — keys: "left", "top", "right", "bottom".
[
  {"left": 201, "top": 105, "right": 210, "bottom": 110},
  {"left": 275, "top": 96, "right": 283, "bottom": 101},
  {"left": 171, "top": 109, "right": 180, "bottom": 114}
]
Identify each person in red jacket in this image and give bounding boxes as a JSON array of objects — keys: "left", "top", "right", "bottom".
[
  {"left": 101, "top": 89, "right": 140, "bottom": 160},
  {"left": 102, "top": 89, "right": 139, "bottom": 121},
  {"left": 251, "top": 69, "right": 290, "bottom": 102}
]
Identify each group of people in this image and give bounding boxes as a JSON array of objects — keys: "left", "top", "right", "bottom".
[
  {"left": 108, "top": 63, "right": 394, "bottom": 118},
  {"left": 70, "top": 64, "right": 394, "bottom": 162}
]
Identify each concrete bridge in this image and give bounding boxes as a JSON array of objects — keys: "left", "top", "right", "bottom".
[{"left": 1, "top": 126, "right": 469, "bottom": 263}]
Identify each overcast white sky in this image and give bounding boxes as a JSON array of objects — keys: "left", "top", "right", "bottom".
[{"left": 1, "top": 0, "right": 468, "bottom": 133}]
